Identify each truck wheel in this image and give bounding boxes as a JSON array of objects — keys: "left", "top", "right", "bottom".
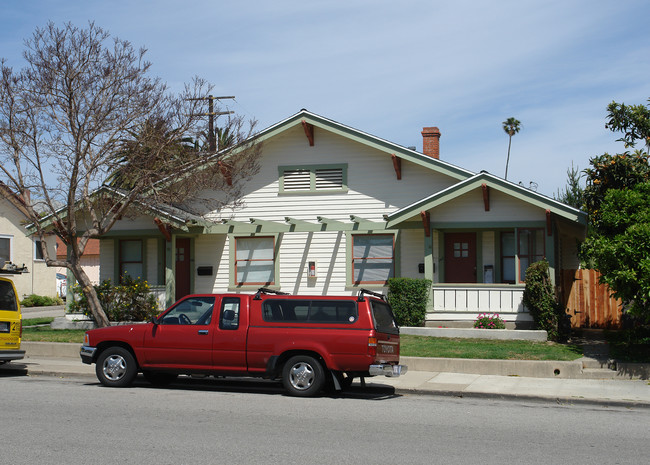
[
  {"left": 282, "top": 355, "right": 325, "bottom": 397},
  {"left": 96, "top": 347, "right": 137, "bottom": 387}
]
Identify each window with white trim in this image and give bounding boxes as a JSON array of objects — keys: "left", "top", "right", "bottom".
[
  {"left": 279, "top": 164, "right": 347, "bottom": 193},
  {"left": 352, "top": 234, "right": 394, "bottom": 284},
  {"left": 235, "top": 236, "right": 275, "bottom": 285},
  {"left": 0, "top": 236, "right": 11, "bottom": 263}
]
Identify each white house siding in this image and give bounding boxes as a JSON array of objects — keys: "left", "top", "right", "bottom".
[
  {"left": 482, "top": 231, "right": 496, "bottom": 281},
  {"left": 146, "top": 238, "right": 158, "bottom": 284},
  {"left": 99, "top": 239, "right": 114, "bottom": 283},
  {"left": 431, "top": 189, "right": 543, "bottom": 223},
  {"left": 194, "top": 235, "right": 227, "bottom": 294},
  {"left": 206, "top": 125, "right": 458, "bottom": 223},
  {"left": 399, "top": 229, "right": 426, "bottom": 280},
  {"left": 0, "top": 199, "right": 56, "bottom": 298}
]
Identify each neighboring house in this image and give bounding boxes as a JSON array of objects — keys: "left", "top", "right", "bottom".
[
  {"left": 0, "top": 183, "right": 57, "bottom": 299},
  {"left": 56, "top": 237, "right": 101, "bottom": 293},
  {"left": 80, "top": 110, "right": 586, "bottom": 326}
]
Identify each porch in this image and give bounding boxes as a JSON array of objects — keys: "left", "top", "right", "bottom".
[{"left": 426, "top": 284, "right": 533, "bottom": 328}]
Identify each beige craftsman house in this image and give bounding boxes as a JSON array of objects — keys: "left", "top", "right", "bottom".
[
  {"left": 88, "top": 110, "right": 586, "bottom": 327},
  {"left": 0, "top": 182, "right": 57, "bottom": 298}
]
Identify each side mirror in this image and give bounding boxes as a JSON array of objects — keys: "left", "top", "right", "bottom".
[
  {"left": 151, "top": 315, "right": 159, "bottom": 325},
  {"left": 222, "top": 310, "right": 235, "bottom": 321}
]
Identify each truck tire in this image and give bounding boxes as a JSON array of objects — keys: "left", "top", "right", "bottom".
[
  {"left": 96, "top": 347, "right": 138, "bottom": 387},
  {"left": 282, "top": 355, "right": 325, "bottom": 397}
]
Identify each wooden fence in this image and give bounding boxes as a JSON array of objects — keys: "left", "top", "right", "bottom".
[{"left": 561, "top": 269, "right": 623, "bottom": 329}]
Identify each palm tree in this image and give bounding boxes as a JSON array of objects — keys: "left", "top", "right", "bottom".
[{"left": 502, "top": 117, "right": 521, "bottom": 180}]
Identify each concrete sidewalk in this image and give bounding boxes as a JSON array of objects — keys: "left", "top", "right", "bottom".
[{"left": 6, "top": 342, "right": 649, "bottom": 408}]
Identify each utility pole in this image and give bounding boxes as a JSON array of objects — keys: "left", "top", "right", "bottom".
[{"left": 188, "top": 95, "right": 235, "bottom": 151}]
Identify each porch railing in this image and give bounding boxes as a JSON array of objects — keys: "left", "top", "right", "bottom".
[{"left": 429, "top": 284, "right": 530, "bottom": 322}]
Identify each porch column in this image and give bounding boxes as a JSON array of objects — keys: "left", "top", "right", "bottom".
[
  {"left": 545, "top": 225, "right": 556, "bottom": 286},
  {"left": 165, "top": 235, "right": 175, "bottom": 308},
  {"left": 424, "top": 227, "right": 434, "bottom": 312}
]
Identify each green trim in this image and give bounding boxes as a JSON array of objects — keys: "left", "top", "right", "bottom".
[
  {"left": 228, "top": 233, "right": 281, "bottom": 290},
  {"left": 278, "top": 163, "right": 348, "bottom": 194},
  {"left": 253, "top": 111, "right": 472, "bottom": 182},
  {"left": 345, "top": 230, "right": 400, "bottom": 287},
  {"left": 431, "top": 221, "right": 546, "bottom": 230},
  {"left": 387, "top": 172, "right": 587, "bottom": 227},
  {"left": 476, "top": 231, "right": 483, "bottom": 283}
]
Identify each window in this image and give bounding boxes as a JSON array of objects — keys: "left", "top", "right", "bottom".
[
  {"left": 518, "top": 228, "right": 545, "bottom": 281},
  {"left": 0, "top": 236, "right": 11, "bottom": 263},
  {"left": 119, "top": 239, "right": 143, "bottom": 281},
  {"left": 279, "top": 164, "right": 347, "bottom": 193},
  {"left": 500, "top": 229, "right": 545, "bottom": 283},
  {"left": 352, "top": 234, "right": 394, "bottom": 284},
  {"left": 219, "top": 297, "right": 240, "bottom": 330},
  {"left": 235, "top": 236, "right": 275, "bottom": 285},
  {"left": 160, "top": 296, "right": 215, "bottom": 325},
  {"left": 262, "top": 299, "right": 358, "bottom": 324},
  {"left": 34, "top": 240, "right": 45, "bottom": 261},
  {"left": 500, "top": 231, "right": 516, "bottom": 284}
]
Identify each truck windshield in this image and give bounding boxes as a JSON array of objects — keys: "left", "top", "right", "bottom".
[
  {"left": 0, "top": 280, "right": 18, "bottom": 311},
  {"left": 370, "top": 300, "right": 398, "bottom": 335}
]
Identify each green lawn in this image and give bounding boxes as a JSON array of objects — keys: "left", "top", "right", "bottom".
[
  {"left": 20, "top": 325, "right": 585, "bottom": 360},
  {"left": 400, "top": 335, "right": 584, "bottom": 361},
  {"left": 22, "top": 327, "right": 86, "bottom": 343}
]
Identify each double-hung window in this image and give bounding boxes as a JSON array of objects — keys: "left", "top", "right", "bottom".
[
  {"left": 500, "top": 228, "right": 545, "bottom": 283},
  {"left": 351, "top": 234, "right": 395, "bottom": 284},
  {"left": 119, "top": 239, "right": 143, "bottom": 281},
  {"left": 234, "top": 236, "right": 276, "bottom": 285},
  {"left": 279, "top": 164, "right": 347, "bottom": 194}
]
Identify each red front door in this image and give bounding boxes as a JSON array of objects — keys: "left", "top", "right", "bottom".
[
  {"left": 175, "top": 238, "right": 191, "bottom": 301},
  {"left": 444, "top": 233, "right": 477, "bottom": 283}
]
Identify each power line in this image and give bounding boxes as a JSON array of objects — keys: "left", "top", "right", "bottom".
[{"left": 188, "top": 95, "right": 235, "bottom": 151}]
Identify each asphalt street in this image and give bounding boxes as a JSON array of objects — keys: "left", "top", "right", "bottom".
[{"left": 2, "top": 373, "right": 649, "bottom": 465}]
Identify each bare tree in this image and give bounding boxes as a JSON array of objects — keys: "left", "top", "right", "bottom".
[{"left": 0, "top": 22, "right": 260, "bottom": 326}]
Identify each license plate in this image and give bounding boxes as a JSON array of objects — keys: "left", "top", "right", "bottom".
[
  {"left": 392, "top": 365, "right": 402, "bottom": 376},
  {"left": 0, "top": 321, "right": 8, "bottom": 333}
]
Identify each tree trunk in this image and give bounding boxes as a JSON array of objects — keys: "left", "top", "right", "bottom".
[{"left": 71, "top": 264, "right": 110, "bottom": 327}]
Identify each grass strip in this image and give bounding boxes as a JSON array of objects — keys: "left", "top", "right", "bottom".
[
  {"left": 22, "top": 327, "right": 86, "bottom": 343},
  {"left": 400, "top": 335, "right": 583, "bottom": 361},
  {"left": 22, "top": 317, "right": 55, "bottom": 327}
]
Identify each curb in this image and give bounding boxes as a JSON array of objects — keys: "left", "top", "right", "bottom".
[{"left": 390, "top": 385, "right": 650, "bottom": 409}]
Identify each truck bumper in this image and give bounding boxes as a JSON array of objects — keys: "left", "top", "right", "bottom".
[
  {"left": 0, "top": 350, "right": 25, "bottom": 362},
  {"left": 80, "top": 345, "right": 96, "bottom": 364},
  {"left": 369, "top": 363, "right": 408, "bottom": 377}
]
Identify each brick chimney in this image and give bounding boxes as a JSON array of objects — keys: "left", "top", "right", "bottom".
[{"left": 421, "top": 127, "right": 441, "bottom": 159}]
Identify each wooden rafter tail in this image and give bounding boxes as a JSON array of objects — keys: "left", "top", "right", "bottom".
[
  {"left": 481, "top": 183, "right": 490, "bottom": 211},
  {"left": 154, "top": 217, "right": 172, "bottom": 242},
  {"left": 301, "top": 120, "right": 314, "bottom": 146},
  {"left": 391, "top": 154, "right": 402, "bottom": 180},
  {"left": 420, "top": 210, "right": 431, "bottom": 237}
]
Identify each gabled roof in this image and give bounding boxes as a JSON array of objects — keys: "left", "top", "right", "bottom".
[
  {"left": 386, "top": 171, "right": 587, "bottom": 227},
  {"left": 251, "top": 109, "right": 475, "bottom": 181}
]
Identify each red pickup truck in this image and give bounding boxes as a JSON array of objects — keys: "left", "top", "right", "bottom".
[{"left": 80, "top": 288, "right": 407, "bottom": 396}]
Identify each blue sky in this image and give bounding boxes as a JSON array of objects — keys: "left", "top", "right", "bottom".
[{"left": 1, "top": 0, "right": 649, "bottom": 197}]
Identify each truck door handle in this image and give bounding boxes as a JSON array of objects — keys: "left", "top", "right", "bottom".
[{"left": 198, "top": 330, "right": 209, "bottom": 335}]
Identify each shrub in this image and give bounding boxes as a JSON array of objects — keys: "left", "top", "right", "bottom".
[
  {"left": 69, "top": 275, "right": 159, "bottom": 322},
  {"left": 474, "top": 313, "right": 506, "bottom": 329},
  {"left": 20, "top": 294, "right": 64, "bottom": 307},
  {"left": 387, "top": 278, "right": 432, "bottom": 327},
  {"left": 522, "top": 259, "right": 565, "bottom": 341}
]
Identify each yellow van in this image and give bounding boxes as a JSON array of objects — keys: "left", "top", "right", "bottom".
[{"left": 0, "top": 276, "right": 24, "bottom": 364}]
